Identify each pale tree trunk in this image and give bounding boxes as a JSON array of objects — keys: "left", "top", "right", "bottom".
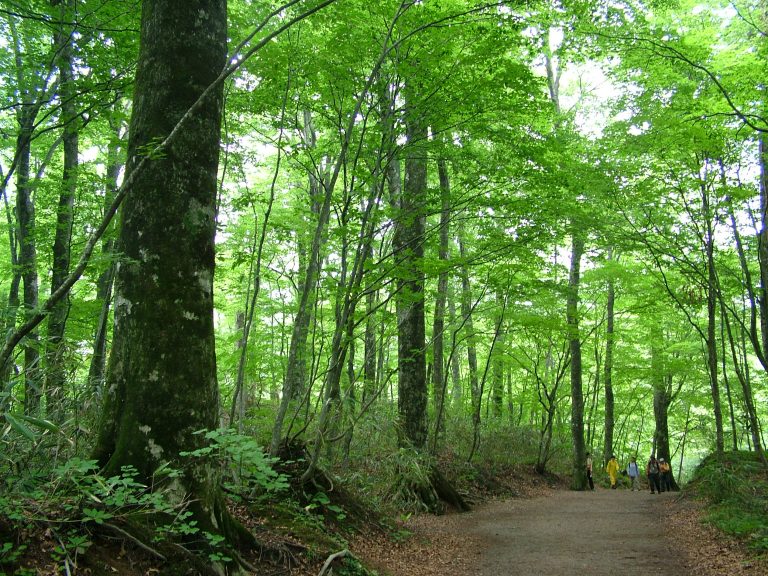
[
  {"left": 301, "top": 181, "right": 381, "bottom": 481},
  {"left": 491, "top": 290, "right": 505, "bottom": 418},
  {"left": 457, "top": 222, "right": 479, "bottom": 416},
  {"left": 431, "top": 155, "right": 451, "bottom": 439},
  {"left": 45, "top": 1, "right": 79, "bottom": 418},
  {"left": 88, "top": 115, "right": 124, "bottom": 394},
  {"left": 719, "top": 286, "right": 765, "bottom": 460},
  {"left": 270, "top": 110, "right": 327, "bottom": 454},
  {"left": 92, "top": 1, "right": 254, "bottom": 563},
  {"left": 758, "top": 134, "right": 768, "bottom": 363},
  {"left": 568, "top": 231, "right": 586, "bottom": 490},
  {"left": 703, "top": 182, "right": 725, "bottom": 454},
  {"left": 229, "top": 81, "right": 288, "bottom": 430},
  {"left": 447, "top": 281, "right": 462, "bottom": 406},
  {"left": 603, "top": 248, "right": 616, "bottom": 463},
  {"left": 362, "top": 255, "right": 378, "bottom": 405}
]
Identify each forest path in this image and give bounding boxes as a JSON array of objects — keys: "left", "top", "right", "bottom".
[
  {"left": 353, "top": 485, "right": 761, "bottom": 576},
  {"left": 465, "top": 488, "right": 687, "bottom": 575}
]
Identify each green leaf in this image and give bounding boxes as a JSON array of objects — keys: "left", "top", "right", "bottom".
[
  {"left": 3, "top": 413, "right": 36, "bottom": 441},
  {"left": 18, "top": 414, "right": 61, "bottom": 434}
]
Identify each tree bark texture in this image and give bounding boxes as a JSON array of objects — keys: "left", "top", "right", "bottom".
[
  {"left": 395, "top": 84, "right": 428, "bottom": 450},
  {"left": 568, "top": 231, "right": 586, "bottom": 489},
  {"left": 16, "top": 104, "right": 40, "bottom": 415},
  {"left": 92, "top": 0, "right": 234, "bottom": 549}
]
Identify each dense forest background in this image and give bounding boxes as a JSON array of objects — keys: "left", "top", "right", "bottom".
[{"left": 1, "top": 0, "right": 767, "bottom": 572}]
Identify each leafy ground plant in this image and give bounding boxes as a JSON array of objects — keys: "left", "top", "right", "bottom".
[{"left": 689, "top": 451, "right": 768, "bottom": 552}]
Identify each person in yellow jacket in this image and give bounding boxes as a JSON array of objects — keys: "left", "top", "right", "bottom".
[{"left": 606, "top": 454, "right": 620, "bottom": 489}]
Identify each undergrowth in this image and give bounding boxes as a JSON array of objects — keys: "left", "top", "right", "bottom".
[{"left": 689, "top": 451, "right": 768, "bottom": 552}]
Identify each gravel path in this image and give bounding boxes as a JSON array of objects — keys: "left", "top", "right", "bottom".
[{"left": 467, "top": 489, "right": 688, "bottom": 576}]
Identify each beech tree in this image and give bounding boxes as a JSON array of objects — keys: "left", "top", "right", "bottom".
[{"left": 90, "top": 0, "right": 252, "bottom": 564}]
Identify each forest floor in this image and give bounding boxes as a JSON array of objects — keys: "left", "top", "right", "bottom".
[{"left": 351, "top": 481, "right": 768, "bottom": 576}]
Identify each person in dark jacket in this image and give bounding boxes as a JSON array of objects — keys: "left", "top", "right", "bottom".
[{"left": 646, "top": 455, "right": 661, "bottom": 494}]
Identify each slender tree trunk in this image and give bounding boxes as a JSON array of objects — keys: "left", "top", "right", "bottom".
[
  {"left": 16, "top": 106, "right": 40, "bottom": 416},
  {"left": 719, "top": 316, "right": 738, "bottom": 450},
  {"left": 0, "top": 167, "right": 20, "bottom": 390},
  {"left": 568, "top": 231, "right": 586, "bottom": 490},
  {"left": 603, "top": 249, "right": 616, "bottom": 463},
  {"left": 491, "top": 290, "right": 505, "bottom": 418},
  {"left": 431, "top": 156, "right": 451, "bottom": 438},
  {"left": 363, "top": 269, "right": 377, "bottom": 405},
  {"left": 457, "top": 223, "right": 479, "bottom": 415},
  {"left": 270, "top": 112, "right": 327, "bottom": 454},
  {"left": 703, "top": 184, "right": 725, "bottom": 454},
  {"left": 46, "top": 4, "right": 79, "bottom": 418},
  {"left": 720, "top": 288, "right": 766, "bottom": 460},
  {"left": 758, "top": 134, "right": 768, "bottom": 361},
  {"left": 88, "top": 118, "right": 122, "bottom": 394},
  {"left": 447, "top": 281, "right": 462, "bottom": 406}
]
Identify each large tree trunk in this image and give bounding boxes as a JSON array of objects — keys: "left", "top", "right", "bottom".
[
  {"left": 91, "top": 1, "right": 252, "bottom": 565},
  {"left": 568, "top": 231, "right": 586, "bottom": 490},
  {"left": 395, "top": 83, "right": 428, "bottom": 449}
]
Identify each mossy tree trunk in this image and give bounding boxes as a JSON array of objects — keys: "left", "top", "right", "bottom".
[
  {"left": 395, "top": 81, "right": 428, "bottom": 450},
  {"left": 92, "top": 0, "right": 243, "bottom": 561}
]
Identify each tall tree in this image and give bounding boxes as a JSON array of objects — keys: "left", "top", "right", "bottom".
[
  {"left": 91, "top": 0, "right": 250, "bottom": 562},
  {"left": 395, "top": 77, "right": 428, "bottom": 449},
  {"left": 45, "top": 0, "right": 79, "bottom": 418}
]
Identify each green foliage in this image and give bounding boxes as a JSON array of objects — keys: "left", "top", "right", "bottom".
[
  {"left": 0, "top": 456, "right": 191, "bottom": 571},
  {"left": 690, "top": 451, "right": 768, "bottom": 551},
  {"left": 182, "top": 428, "right": 289, "bottom": 497}
]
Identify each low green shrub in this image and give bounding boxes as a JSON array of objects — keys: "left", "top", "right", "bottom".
[{"left": 689, "top": 451, "right": 768, "bottom": 551}]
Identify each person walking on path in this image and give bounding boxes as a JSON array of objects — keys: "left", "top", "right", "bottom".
[
  {"left": 659, "top": 457, "right": 672, "bottom": 492},
  {"left": 606, "top": 455, "right": 620, "bottom": 489},
  {"left": 586, "top": 452, "right": 595, "bottom": 490},
  {"left": 647, "top": 455, "right": 661, "bottom": 494},
  {"left": 627, "top": 456, "right": 640, "bottom": 491}
]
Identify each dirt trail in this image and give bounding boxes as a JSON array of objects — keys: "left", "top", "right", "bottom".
[
  {"left": 466, "top": 489, "right": 687, "bottom": 576},
  {"left": 354, "top": 485, "right": 765, "bottom": 576}
]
